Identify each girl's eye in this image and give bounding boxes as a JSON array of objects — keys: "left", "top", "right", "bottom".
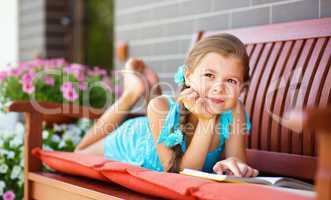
[
  {"left": 227, "top": 79, "right": 237, "bottom": 84},
  {"left": 204, "top": 73, "right": 215, "bottom": 78}
]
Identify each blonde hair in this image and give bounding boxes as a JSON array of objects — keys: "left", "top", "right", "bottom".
[{"left": 168, "top": 33, "right": 250, "bottom": 173}]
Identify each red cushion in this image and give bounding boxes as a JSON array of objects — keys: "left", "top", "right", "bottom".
[
  {"left": 32, "top": 148, "right": 109, "bottom": 181},
  {"left": 100, "top": 162, "right": 313, "bottom": 200},
  {"left": 194, "top": 183, "right": 313, "bottom": 200},
  {"left": 100, "top": 162, "right": 210, "bottom": 200},
  {"left": 33, "top": 148, "right": 313, "bottom": 200}
]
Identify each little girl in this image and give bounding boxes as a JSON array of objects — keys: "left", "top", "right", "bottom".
[{"left": 75, "top": 33, "right": 258, "bottom": 177}]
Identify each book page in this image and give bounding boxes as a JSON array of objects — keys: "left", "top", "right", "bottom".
[
  {"left": 180, "top": 169, "right": 271, "bottom": 185},
  {"left": 254, "top": 177, "right": 284, "bottom": 185}
]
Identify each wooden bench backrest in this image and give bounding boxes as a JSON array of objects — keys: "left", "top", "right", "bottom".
[{"left": 199, "top": 17, "right": 331, "bottom": 181}]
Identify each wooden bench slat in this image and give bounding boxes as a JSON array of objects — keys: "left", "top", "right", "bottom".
[
  {"left": 302, "top": 37, "right": 331, "bottom": 156},
  {"left": 269, "top": 41, "right": 293, "bottom": 152},
  {"left": 280, "top": 39, "right": 315, "bottom": 154},
  {"left": 272, "top": 40, "right": 303, "bottom": 153},
  {"left": 258, "top": 42, "right": 283, "bottom": 151},
  {"left": 250, "top": 43, "right": 274, "bottom": 150},
  {"left": 292, "top": 38, "right": 325, "bottom": 155}
]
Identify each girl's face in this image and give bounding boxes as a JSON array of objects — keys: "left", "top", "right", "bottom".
[{"left": 184, "top": 52, "right": 245, "bottom": 114}]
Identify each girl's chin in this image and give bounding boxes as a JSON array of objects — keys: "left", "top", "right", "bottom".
[{"left": 206, "top": 102, "right": 225, "bottom": 114}]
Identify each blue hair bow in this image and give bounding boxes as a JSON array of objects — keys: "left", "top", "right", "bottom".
[{"left": 174, "top": 64, "right": 186, "bottom": 86}]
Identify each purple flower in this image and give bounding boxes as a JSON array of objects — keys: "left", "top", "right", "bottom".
[
  {"left": 3, "top": 191, "right": 15, "bottom": 200},
  {"left": 43, "top": 76, "right": 55, "bottom": 86},
  {"left": 22, "top": 81, "right": 35, "bottom": 94}
]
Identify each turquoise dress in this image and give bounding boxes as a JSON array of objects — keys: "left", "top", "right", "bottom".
[{"left": 104, "top": 95, "right": 252, "bottom": 172}]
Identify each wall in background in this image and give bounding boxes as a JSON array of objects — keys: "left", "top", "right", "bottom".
[
  {"left": 114, "top": 0, "right": 331, "bottom": 94},
  {"left": 0, "top": 0, "right": 18, "bottom": 68},
  {"left": 0, "top": 0, "right": 18, "bottom": 131}
]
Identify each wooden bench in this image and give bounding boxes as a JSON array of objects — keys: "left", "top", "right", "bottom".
[{"left": 8, "top": 17, "right": 331, "bottom": 200}]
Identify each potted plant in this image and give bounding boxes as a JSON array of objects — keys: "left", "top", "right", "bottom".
[{"left": 0, "top": 58, "right": 122, "bottom": 124}]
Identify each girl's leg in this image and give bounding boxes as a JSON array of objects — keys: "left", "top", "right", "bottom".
[
  {"left": 143, "top": 66, "right": 162, "bottom": 109},
  {"left": 75, "top": 59, "right": 149, "bottom": 153},
  {"left": 75, "top": 59, "right": 162, "bottom": 155}
]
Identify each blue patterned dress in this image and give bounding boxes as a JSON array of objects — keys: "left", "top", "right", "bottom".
[{"left": 104, "top": 95, "right": 251, "bottom": 172}]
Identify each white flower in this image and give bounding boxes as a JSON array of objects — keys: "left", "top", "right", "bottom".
[
  {"left": 9, "top": 137, "right": 23, "bottom": 148},
  {"left": 18, "top": 174, "right": 24, "bottom": 186},
  {"left": 53, "top": 124, "right": 62, "bottom": 132},
  {"left": 0, "top": 164, "right": 8, "bottom": 173},
  {"left": 54, "top": 124, "right": 67, "bottom": 132},
  {"left": 51, "top": 134, "right": 61, "bottom": 143},
  {"left": 6, "top": 151, "right": 15, "bottom": 159},
  {"left": 42, "top": 130, "right": 49, "bottom": 139},
  {"left": 2, "top": 130, "right": 13, "bottom": 140},
  {"left": 0, "top": 149, "right": 7, "bottom": 156},
  {"left": 59, "top": 140, "right": 66, "bottom": 148},
  {"left": 0, "top": 138, "right": 3, "bottom": 147},
  {"left": 0, "top": 180, "right": 5, "bottom": 189},
  {"left": 20, "top": 158, "right": 24, "bottom": 167},
  {"left": 0, "top": 181, "right": 5, "bottom": 195},
  {"left": 72, "top": 135, "right": 81, "bottom": 145},
  {"left": 10, "top": 165, "right": 21, "bottom": 180}
]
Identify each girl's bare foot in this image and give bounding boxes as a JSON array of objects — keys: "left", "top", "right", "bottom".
[
  {"left": 121, "top": 58, "right": 148, "bottom": 101},
  {"left": 143, "top": 65, "right": 162, "bottom": 102}
]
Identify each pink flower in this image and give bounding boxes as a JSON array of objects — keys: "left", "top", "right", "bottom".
[
  {"left": 63, "top": 88, "right": 79, "bottom": 101},
  {"left": 88, "top": 67, "right": 107, "bottom": 76},
  {"left": 61, "top": 82, "right": 79, "bottom": 101},
  {"left": 60, "top": 82, "right": 73, "bottom": 92},
  {"left": 22, "top": 81, "right": 35, "bottom": 94},
  {"left": 3, "top": 191, "right": 15, "bottom": 200},
  {"left": 21, "top": 72, "right": 36, "bottom": 83},
  {"left": 64, "top": 64, "right": 86, "bottom": 81},
  {"left": 43, "top": 76, "right": 55, "bottom": 86},
  {"left": 79, "top": 82, "right": 87, "bottom": 91},
  {"left": 0, "top": 71, "right": 7, "bottom": 82},
  {"left": 8, "top": 68, "right": 22, "bottom": 76}
]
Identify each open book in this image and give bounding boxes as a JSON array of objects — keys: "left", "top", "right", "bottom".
[{"left": 180, "top": 168, "right": 314, "bottom": 191}]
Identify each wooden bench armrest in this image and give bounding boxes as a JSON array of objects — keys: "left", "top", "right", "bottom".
[
  {"left": 6, "top": 100, "right": 145, "bottom": 199},
  {"left": 286, "top": 106, "right": 331, "bottom": 200},
  {"left": 6, "top": 101, "right": 145, "bottom": 120}
]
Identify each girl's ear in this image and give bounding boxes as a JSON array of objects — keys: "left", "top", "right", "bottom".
[
  {"left": 184, "top": 68, "right": 191, "bottom": 86},
  {"left": 239, "top": 82, "right": 249, "bottom": 94}
]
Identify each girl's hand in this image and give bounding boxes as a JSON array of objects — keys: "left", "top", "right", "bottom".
[
  {"left": 213, "top": 157, "right": 259, "bottom": 177},
  {"left": 178, "top": 88, "right": 216, "bottom": 120}
]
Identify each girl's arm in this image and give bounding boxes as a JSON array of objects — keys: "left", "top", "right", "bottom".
[
  {"left": 147, "top": 95, "right": 176, "bottom": 171},
  {"left": 147, "top": 95, "right": 217, "bottom": 171},
  {"left": 179, "top": 118, "right": 216, "bottom": 170},
  {"left": 224, "top": 100, "right": 247, "bottom": 162},
  {"left": 213, "top": 100, "right": 258, "bottom": 177}
]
